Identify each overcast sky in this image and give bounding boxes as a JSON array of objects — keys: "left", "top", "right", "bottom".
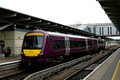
[{"left": 0, "top": 0, "right": 111, "bottom": 25}]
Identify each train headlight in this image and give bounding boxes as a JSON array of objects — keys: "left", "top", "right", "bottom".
[{"left": 40, "top": 52, "right": 43, "bottom": 55}]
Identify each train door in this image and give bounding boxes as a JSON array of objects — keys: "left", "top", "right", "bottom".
[
  {"left": 97, "top": 39, "right": 99, "bottom": 49},
  {"left": 65, "top": 37, "right": 70, "bottom": 55},
  {"left": 86, "top": 39, "right": 88, "bottom": 51}
]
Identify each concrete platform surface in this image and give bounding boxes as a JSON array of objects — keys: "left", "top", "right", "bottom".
[
  {"left": 84, "top": 48, "right": 120, "bottom": 80},
  {"left": 0, "top": 56, "right": 21, "bottom": 63}
]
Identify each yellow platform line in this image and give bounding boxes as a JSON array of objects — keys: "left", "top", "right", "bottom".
[{"left": 111, "top": 59, "right": 120, "bottom": 80}]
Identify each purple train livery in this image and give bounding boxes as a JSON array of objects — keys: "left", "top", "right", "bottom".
[{"left": 21, "top": 30, "right": 105, "bottom": 65}]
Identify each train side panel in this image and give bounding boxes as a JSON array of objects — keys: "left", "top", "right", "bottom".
[
  {"left": 69, "top": 37, "right": 86, "bottom": 54},
  {"left": 87, "top": 39, "right": 94, "bottom": 51},
  {"left": 21, "top": 30, "right": 106, "bottom": 65},
  {"left": 36, "top": 35, "right": 51, "bottom": 63},
  {"left": 48, "top": 35, "right": 66, "bottom": 57}
]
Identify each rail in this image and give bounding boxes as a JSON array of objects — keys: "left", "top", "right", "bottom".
[
  {"left": 64, "top": 45, "right": 119, "bottom": 80},
  {"left": 24, "top": 55, "right": 92, "bottom": 80},
  {"left": 0, "top": 60, "right": 23, "bottom": 78}
]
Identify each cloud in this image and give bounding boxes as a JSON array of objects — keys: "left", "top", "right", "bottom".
[{"left": 0, "top": 0, "right": 111, "bottom": 25}]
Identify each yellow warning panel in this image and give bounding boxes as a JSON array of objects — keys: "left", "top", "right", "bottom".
[{"left": 23, "top": 49, "right": 41, "bottom": 57}]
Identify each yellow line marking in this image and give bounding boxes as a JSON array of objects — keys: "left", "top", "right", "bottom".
[{"left": 111, "top": 59, "right": 120, "bottom": 80}]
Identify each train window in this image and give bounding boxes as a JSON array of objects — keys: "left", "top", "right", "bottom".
[
  {"left": 49, "top": 38, "right": 53, "bottom": 49},
  {"left": 70, "top": 41, "right": 74, "bottom": 48},
  {"left": 70, "top": 40, "right": 86, "bottom": 48},
  {"left": 94, "top": 41, "right": 97, "bottom": 46},
  {"left": 70, "top": 41, "right": 78, "bottom": 48},
  {"left": 102, "top": 41, "right": 105, "bottom": 45},
  {"left": 23, "top": 36, "right": 43, "bottom": 49},
  {"left": 80, "top": 41, "right": 86, "bottom": 47},
  {"left": 88, "top": 41, "right": 92, "bottom": 46},
  {"left": 54, "top": 40, "right": 65, "bottom": 49},
  {"left": 74, "top": 41, "right": 79, "bottom": 47},
  {"left": 99, "top": 41, "right": 102, "bottom": 45}
]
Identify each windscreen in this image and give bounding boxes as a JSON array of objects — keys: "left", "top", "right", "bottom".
[{"left": 23, "top": 36, "right": 43, "bottom": 49}]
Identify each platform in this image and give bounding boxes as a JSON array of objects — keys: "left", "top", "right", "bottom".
[
  {"left": 84, "top": 48, "right": 120, "bottom": 80},
  {"left": 0, "top": 56, "right": 21, "bottom": 64}
]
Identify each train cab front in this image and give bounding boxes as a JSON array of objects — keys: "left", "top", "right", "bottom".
[{"left": 21, "top": 32, "right": 46, "bottom": 65}]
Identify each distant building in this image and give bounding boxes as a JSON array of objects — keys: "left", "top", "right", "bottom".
[
  {"left": 70, "top": 23, "right": 120, "bottom": 36},
  {"left": 69, "top": 24, "right": 91, "bottom": 32}
]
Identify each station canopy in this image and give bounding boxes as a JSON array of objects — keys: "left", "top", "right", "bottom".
[
  {"left": 0, "top": 7, "right": 96, "bottom": 37},
  {"left": 97, "top": 0, "right": 120, "bottom": 31}
]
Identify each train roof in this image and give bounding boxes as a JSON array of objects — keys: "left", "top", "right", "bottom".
[
  {"left": 29, "top": 30, "right": 100, "bottom": 40},
  {"left": 47, "top": 31, "right": 97, "bottom": 40}
]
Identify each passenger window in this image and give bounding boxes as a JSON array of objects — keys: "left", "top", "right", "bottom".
[
  {"left": 54, "top": 40, "right": 65, "bottom": 49},
  {"left": 94, "top": 41, "right": 97, "bottom": 46},
  {"left": 88, "top": 41, "right": 92, "bottom": 46},
  {"left": 80, "top": 41, "right": 86, "bottom": 47},
  {"left": 99, "top": 41, "right": 102, "bottom": 45},
  {"left": 70, "top": 41, "right": 74, "bottom": 48},
  {"left": 49, "top": 38, "right": 53, "bottom": 49},
  {"left": 70, "top": 40, "right": 86, "bottom": 48}
]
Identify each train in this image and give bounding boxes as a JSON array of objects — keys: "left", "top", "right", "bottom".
[{"left": 21, "top": 30, "right": 105, "bottom": 65}]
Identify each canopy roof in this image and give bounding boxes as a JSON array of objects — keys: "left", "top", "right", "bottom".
[
  {"left": 97, "top": 0, "right": 120, "bottom": 31},
  {"left": 0, "top": 7, "right": 96, "bottom": 37}
]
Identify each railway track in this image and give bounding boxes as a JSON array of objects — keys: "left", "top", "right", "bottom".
[
  {"left": 1, "top": 55, "right": 92, "bottom": 80},
  {"left": 23, "top": 55, "right": 92, "bottom": 80},
  {"left": 64, "top": 49, "right": 115, "bottom": 80},
  {"left": 1, "top": 62, "right": 44, "bottom": 80},
  {"left": 1, "top": 45, "right": 119, "bottom": 80},
  {"left": 0, "top": 60, "right": 23, "bottom": 79},
  {"left": 23, "top": 45, "right": 119, "bottom": 80},
  {"left": 63, "top": 45, "right": 119, "bottom": 80}
]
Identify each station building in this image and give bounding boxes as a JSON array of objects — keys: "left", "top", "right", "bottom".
[
  {"left": 70, "top": 23, "right": 119, "bottom": 36},
  {"left": 87, "top": 23, "right": 120, "bottom": 36},
  {"left": 0, "top": 8, "right": 116, "bottom": 58},
  {"left": 0, "top": 28, "right": 29, "bottom": 58},
  {"left": 0, "top": 23, "right": 117, "bottom": 58},
  {"left": 70, "top": 23, "right": 118, "bottom": 45},
  {"left": 1, "top": 23, "right": 115, "bottom": 57},
  {"left": 0, "top": 8, "right": 96, "bottom": 58}
]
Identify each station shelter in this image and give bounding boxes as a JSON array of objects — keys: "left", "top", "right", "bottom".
[
  {"left": 0, "top": 29, "right": 29, "bottom": 58},
  {"left": 0, "top": 7, "right": 99, "bottom": 58}
]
